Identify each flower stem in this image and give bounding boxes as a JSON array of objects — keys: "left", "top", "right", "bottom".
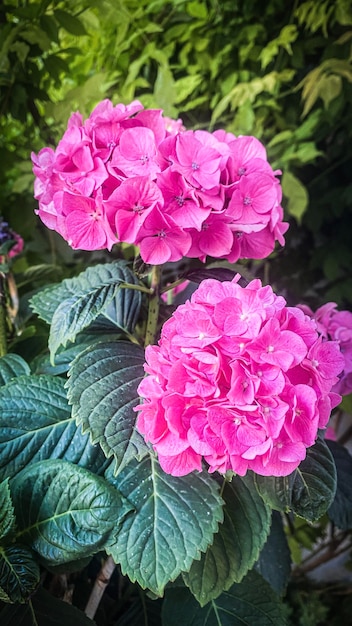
[{"left": 145, "top": 265, "right": 162, "bottom": 347}]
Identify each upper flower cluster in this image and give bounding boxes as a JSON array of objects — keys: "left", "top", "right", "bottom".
[
  {"left": 298, "top": 302, "right": 352, "bottom": 396},
  {"left": 32, "top": 99, "right": 288, "bottom": 264},
  {"left": 137, "top": 276, "right": 344, "bottom": 477}
]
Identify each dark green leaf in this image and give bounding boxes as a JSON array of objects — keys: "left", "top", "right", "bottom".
[
  {"left": 182, "top": 473, "right": 271, "bottom": 606},
  {"left": 0, "top": 586, "right": 96, "bottom": 624},
  {"left": 162, "top": 571, "right": 289, "bottom": 625},
  {"left": 106, "top": 455, "right": 224, "bottom": 596},
  {"left": 68, "top": 340, "right": 148, "bottom": 474},
  {"left": 0, "top": 545, "right": 40, "bottom": 604},
  {"left": 290, "top": 438, "right": 336, "bottom": 522},
  {"left": 31, "top": 332, "right": 121, "bottom": 376},
  {"left": 254, "top": 511, "right": 291, "bottom": 595},
  {"left": 39, "top": 14, "right": 59, "bottom": 43},
  {"left": 0, "top": 479, "right": 16, "bottom": 541},
  {"left": 30, "top": 261, "right": 142, "bottom": 360},
  {"left": 327, "top": 440, "right": 352, "bottom": 529},
  {"left": 0, "top": 375, "right": 108, "bottom": 480},
  {"left": 10, "top": 459, "right": 133, "bottom": 566},
  {"left": 0, "top": 354, "right": 30, "bottom": 386},
  {"left": 254, "top": 473, "right": 293, "bottom": 513},
  {"left": 255, "top": 438, "right": 337, "bottom": 522},
  {"left": 53, "top": 9, "right": 87, "bottom": 36},
  {"left": 43, "top": 55, "right": 70, "bottom": 80},
  {"left": 185, "top": 267, "right": 240, "bottom": 284}
]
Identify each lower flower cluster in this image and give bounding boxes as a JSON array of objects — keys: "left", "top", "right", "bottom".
[{"left": 137, "top": 276, "right": 345, "bottom": 477}]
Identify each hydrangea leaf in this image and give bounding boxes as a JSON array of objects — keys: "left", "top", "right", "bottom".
[
  {"left": 327, "top": 439, "right": 352, "bottom": 529},
  {"left": 10, "top": 459, "right": 133, "bottom": 566},
  {"left": 254, "top": 472, "right": 293, "bottom": 513},
  {"left": 105, "top": 455, "right": 224, "bottom": 596},
  {"left": 0, "top": 586, "right": 96, "bottom": 624},
  {"left": 67, "top": 340, "right": 148, "bottom": 474},
  {"left": 182, "top": 473, "right": 271, "bottom": 606},
  {"left": 0, "top": 545, "right": 40, "bottom": 604},
  {"left": 0, "top": 479, "right": 16, "bottom": 540},
  {"left": 0, "top": 375, "right": 108, "bottom": 481},
  {"left": 0, "top": 354, "right": 30, "bottom": 386},
  {"left": 255, "top": 438, "right": 337, "bottom": 522},
  {"left": 162, "top": 571, "right": 289, "bottom": 625},
  {"left": 290, "top": 437, "right": 336, "bottom": 521},
  {"left": 254, "top": 511, "right": 291, "bottom": 595},
  {"left": 29, "top": 261, "right": 142, "bottom": 360}
]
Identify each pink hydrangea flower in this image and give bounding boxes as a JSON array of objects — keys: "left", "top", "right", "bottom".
[
  {"left": 32, "top": 99, "right": 288, "bottom": 262},
  {"left": 298, "top": 302, "right": 352, "bottom": 396},
  {"left": 136, "top": 276, "right": 345, "bottom": 477}
]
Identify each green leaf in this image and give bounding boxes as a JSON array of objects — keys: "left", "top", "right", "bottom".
[
  {"left": 282, "top": 170, "right": 309, "bottom": 223},
  {"left": 106, "top": 455, "right": 224, "bottom": 596},
  {"left": 39, "top": 14, "right": 59, "bottom": 44},
  {"left": 29, "top": 261, "right": 142, "bottom": 360},
  {"left": 173, "top": 74, "right": 203, "bottom": 104},
  {"left": 0, "top": 545, "right": 40, "bottom": 604},
  {"left": 162, "top": 571, "right": 289, "bottom": 625},
  {"left": 10, "top": 459, "right": 133, "bottom": 566},
  {"left": 67, "top": 340, "right": 148, "bottom": 474},
  {"left": 31, "top": 332, "right": 121, "bottom": 376},
  {"left": 254, "top": 472, "right": 293, "bottom": 513},
  {"left": 182, "top": 473, "right": 271, "bottom": 606},
  {"left": 290, "top": 438, "right": 337, "bottom": 521},
  {"left": 254, "top": 511, "right": 291, "bottom": 595},
  {"left": 0, "top": 479, "right": 16, "bottom": 541},
  {"left": 255, "top": 438, "right": 337, "bottom": 522},
  {"left": 327, "top": 440, "right": 352, "bottom": 529},
  {"left": 0, "top": 586, "right": 96, "bottom": 624},
  {"left": 53, "top": 9, "right": 87, "bottom": 36},
  {"left": 0, "top": 375, "right": 108, "bottom": 480},
  {"left": 0, "top": 354, "right": 30, "bottom": 386}
]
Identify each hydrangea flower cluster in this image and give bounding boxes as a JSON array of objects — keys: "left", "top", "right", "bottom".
[
  {"left": 31, "top": 99, "right": 288, "bottom": 264},
  {"left": 298, "top": 302, "right": 352, "bottom": 396},
  {"left": 136, "top": 276, "right": 345, "bottom": 477}
]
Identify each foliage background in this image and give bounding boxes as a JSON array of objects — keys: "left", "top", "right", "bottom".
[{"left": 1, "top": 0, "right": 352, "bottom": 624}]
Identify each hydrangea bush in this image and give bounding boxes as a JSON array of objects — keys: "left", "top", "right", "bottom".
[{"left": 1, "top": 100, "right": 351, "bottom": 625}]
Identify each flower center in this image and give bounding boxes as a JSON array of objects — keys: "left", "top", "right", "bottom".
[{"left": 175, "top": 194, "right": 184, "bottom": 206}]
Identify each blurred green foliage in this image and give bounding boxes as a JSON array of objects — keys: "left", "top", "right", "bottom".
[{"left": 1, "top": 0, "right": 352, "bottom": 306}]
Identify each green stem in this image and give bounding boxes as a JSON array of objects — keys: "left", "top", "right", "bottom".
[
  {"left": 145, "top": 265, "right": 162, "bottom": 347},
  {"left": 119, "top": 282, "right": 154, "bottom": 295},
  {"left": 0, "top": 274, "right": 7, "bottom": 357}
]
